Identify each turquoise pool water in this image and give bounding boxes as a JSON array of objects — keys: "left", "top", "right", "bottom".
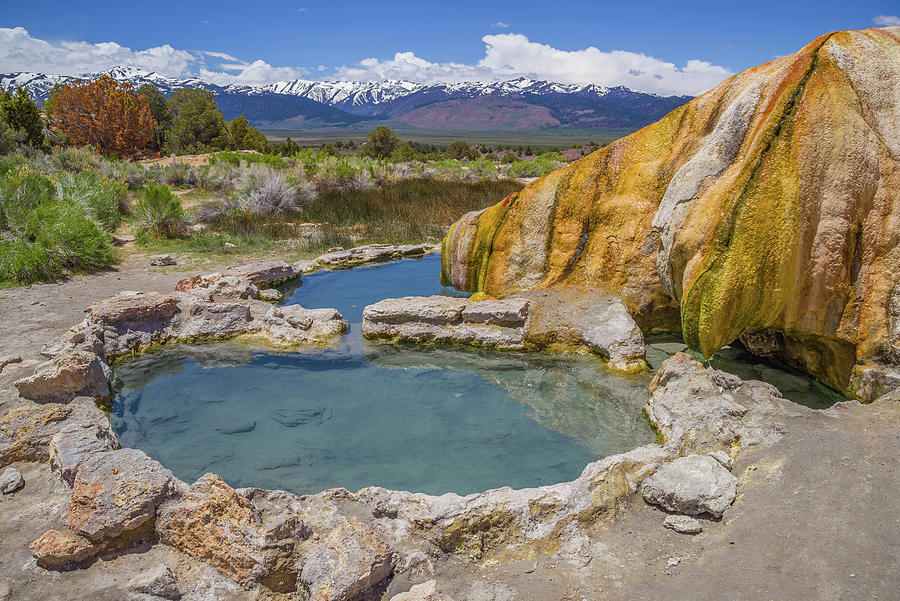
[{"left": 111, "top": 254, "right": 840, "bottom": 496}]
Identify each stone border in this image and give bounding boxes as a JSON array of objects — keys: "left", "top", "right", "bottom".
[{"left": 0, "top": 246, "right": 818, "bottom": 600}]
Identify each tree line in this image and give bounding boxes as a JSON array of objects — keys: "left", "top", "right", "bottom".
[{"left": 0, "top": 76, "right": 269, "bottom": 158}]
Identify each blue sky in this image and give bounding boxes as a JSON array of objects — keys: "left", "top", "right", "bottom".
[{"left": 3, "top": 0, "right": 899, "bottom": 95}]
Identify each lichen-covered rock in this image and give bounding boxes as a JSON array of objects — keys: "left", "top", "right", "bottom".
[
  {"left": 316, "top": 243, "right": 429, "bottom": 267},
  {"left": 0, "top": 399, "right": 111, "bottom": 467},
  {"left": 156, "top": 473, "right": 305, "bottom": 592},
  {"left": 68, "top": 448, "right": 178, "bottom": 543},
  {"left": 391, "top": 580, "right": 455, "bottom": 601},
  {"left": 14, "top": 350, "right": 110, "bottom": 403},
  {"left": 440, "top": 27, "right": 900, "bottom": 400},
  {"left": 29, "top": 529, "right": 103, "bottom": 568},
  {"left": 641, "top": 454, "right": 738, "bottom": 518},
  {"left": 49, "top": 421, "right": 120, "bottom": 485},
  {"left": 300, "top": 522, "right": 397, "bottom": 601}
]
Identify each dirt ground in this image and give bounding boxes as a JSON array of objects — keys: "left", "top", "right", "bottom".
[{"left": 0, "top": 252, "right": 897, "bottom": 601}]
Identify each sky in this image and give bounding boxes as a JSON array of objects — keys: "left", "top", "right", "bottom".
[{"left": 2, "top": 1, "right": 899, "bottom": 96}]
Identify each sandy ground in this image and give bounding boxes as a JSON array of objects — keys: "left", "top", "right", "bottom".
[{"left": 0, "top": 252, "right": 897, "bottom": 600}]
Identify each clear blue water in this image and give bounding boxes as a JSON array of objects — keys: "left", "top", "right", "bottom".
[
  {"left": 111, "top": 254, "right": 840, "bottom": 497},
  {"left": 110, "top": 255, "right": 656, "bottom": 496}
]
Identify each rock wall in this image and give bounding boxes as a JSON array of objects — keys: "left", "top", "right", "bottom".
[{"left": 441, "top": 27, "right": 900, "bottom": 399}]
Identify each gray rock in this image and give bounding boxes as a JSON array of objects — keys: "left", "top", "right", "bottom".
[
  {"left": 258, "top": 288, "right": 283, "bottom": 302},
  {"left": 663, "top": 514, "right": 703, "bottom": 534},
  {"left": 641, "top": 454, "right": 738, "bottom": 518},
  {"left": 68, "top": 448, "right": 178, "bottom": 543},
  {"left": 0, "top": 467, "right": 24, "bottom": 493},
  {"left": 176, "top": 301, "right": 252, "bottom": 340},
  {"left": 1, "top": 399, "right": 112, "bottom": 466},
  {"left": 362, "top": 296, "right": 528, "bottom": 349},
  {"left": 209, "top": 275, "right": 259, "bottom": 300},
  {"left": 128, "top": 565, "right": 181, "bottom": 600},
  {"left": 708, "top": 450, "right": 732, "bottom": 470},
  {"left": 224, "top": 260, "right": 298, "bottom": 286},
  {"left": 291, "top": 259, "right": 319, "bottom": 274},
  {"left": 316, "top": 243, "right": 428, "bottom": 267},
  {"left": 391, "top": 580, "right": 455, "bottom": 601},
  {"left": 300, "top": 522, "right": 397, "bottom": 601},
  {"left": 150, "top": 254, "right": 177, "bottom": 266},
  {"left": 50, "top": 422, "right": 120, "bottom": 485},
  {"left": 14, "top": 351, "right": 111, "bottom": 403}
]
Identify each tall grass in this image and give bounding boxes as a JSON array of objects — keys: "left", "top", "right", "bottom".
[{"left": 133, "top": 184, "right": 186, "bottom": 238}]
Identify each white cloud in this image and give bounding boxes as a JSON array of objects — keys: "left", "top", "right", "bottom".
[
  {"left": 492, "top": 22, "right": 510, "bottom": 28},
  {"left": 0, "top": 26, "right": 732, "bottom": 95},
  {"left": 334, "top": 33, "right": 732, "bottom": 96},
  {"left": 0, "top": 26, "right": 304, "bottom": 86},
  {"left": 872, "top": 15, "right": 900, "bottom": 26}
]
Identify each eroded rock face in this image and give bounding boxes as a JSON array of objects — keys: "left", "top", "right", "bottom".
[
  {"left": 49, "top": 421, "right": 120, "bottom": 486},
  {"left": 641, "top": 454, "right": 738, "bottom": 518},
  {"left": 0, "top": 400, "right": 111, "bottom": 467},
  {"left": 68, "top": 448, "right": 178, "bottom": 543},
  {"left": 29, "top": 529, "right": 103, "bottom": 569},
  {"left": 14, "top": 351, "right": 110, "bottom": 403},
  {"left": 440, "top": 27, "right": 900, "bottom": 399},
  {"left": 300, "top": 522, "right": 397, "bottom": 601},
  {"left": 156, "top": 473, "right": 305, "bottom": 592}
]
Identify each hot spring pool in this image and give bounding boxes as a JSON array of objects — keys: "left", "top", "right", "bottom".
[{"left": 111, "top": 254, "right": 842, "bottom": 496}]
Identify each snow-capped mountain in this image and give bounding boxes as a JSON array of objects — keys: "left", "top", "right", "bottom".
[{"left": 1, "top": 66, "right": 692, "bottom": 130}]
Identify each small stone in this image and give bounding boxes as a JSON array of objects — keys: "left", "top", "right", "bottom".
[
  {"left": 641, "top": 454, "right": 738, "bottom": 518},
  {"left": 150, "top": 255, "right": 177, "bottom": 266},
  {"left": 663, "top": 515, "right": 703, "bottom": 534},
  {"left": 391, "top": 580, "right": 456, "bottom": 601},
  {"left": 258, "top": 289, "right": 283, "bottom": 302},
  {"left": 0, "top": 467, "right": 24, "bottom": 494},
  {"left": 30, "top": 529, "right": 103, "bottom": 568},
  {"left": 708, "top": 450, "right": 732, "bottom": 470},
  {"left": 224, "top": 242, "right": 236, "bottom": 248},
  {"left": 128, "top": 565, "right": 182, "bottom": 600},
  {"left": 667, "top": 557, "right": 680, "bottom": 567}
]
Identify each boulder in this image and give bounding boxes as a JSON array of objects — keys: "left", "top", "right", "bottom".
[
  {"left": 175, "top": 301, "right": 252, "bottom": 340},
  {"left": 0, "top": 399, "right": 111, "bottom": 467},
  {"left": 641, "top": 454, "right": 738, "bottom": 518},
  {"left": 292, "top": 259, "right": 319, "bottom": 274},
  {"left": 224, "top": 260, "right": 298, "bottom": 287},
  {"left": 258, "top": 288, "right": 283, "bottom": 302},
  {"left": 150, "top": 255, "right": 177, "bottom": 266},
  {"left": 459, "top": 298, "right": 529, "bottom": 327},
  {"left": 156, "top": 473, "right": 304, "bottom": 592},
  {"left": 29, "top": 529, "right": 103, "bottom": 568},
  {"left": 68, "top": 448, "right": 178, "bottom": 543},
  {"left": 0, "top": 466, "right": 24, "bottom": 493},
  {"left": 49, "top": 422, "right": 120, "bottom": 485},
  {"left": 300, "top": 522, "right": 397, "bottom": 601},
  {"left": 260, "top": 305, "right": 347, "bottom": 347},
  {"left": 127, "top": 565, "right": 181, "bottom": 600},
  {"left": 14, "top": 350, "right": 110, "bottom": 403},
  {"left": 175, "top": 274, "right": 258, "bottom": 300},
  {"left": 391, "top": 580, "right": 455, "bottom": 601},
  {"left": 87, "top": 291, "right": 180, "bottom": 357},
  {"left": 663, "top": 515, "right": 703, "bottom": 534}
]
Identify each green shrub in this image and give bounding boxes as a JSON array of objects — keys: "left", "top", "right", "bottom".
[
  {"left": 133, "top": 183, "right": 186, "bottom": 238},
  {"left": 56, "top": 170, "right": 128, "bottom": 231},
  {"left": 0, "top": 167, "right": 115, "bottom": 283},
  {"left": 43, "top": 146, "right": 105, "bottom": 173},
  {"left": 209, "top": 151, "right": 288, "bottom": 170}
]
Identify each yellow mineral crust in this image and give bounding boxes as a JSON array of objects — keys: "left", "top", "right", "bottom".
[{"left": 441, "top": 27, "right": 900, "bottom": 398}]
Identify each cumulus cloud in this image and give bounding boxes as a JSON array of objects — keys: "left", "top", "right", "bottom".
[
  {"left": 334, "top": 33, "right": 732, "bottom": 96},
  {"left": 0, "top": 26, "right": 304, "bottom": 86},
  {"left": 872, "top": 15, "right": 900, "bottom": 26}
]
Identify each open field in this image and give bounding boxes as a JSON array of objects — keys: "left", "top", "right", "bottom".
[{"left": 260, "top": 126, "right": 634, "bottom": 148}]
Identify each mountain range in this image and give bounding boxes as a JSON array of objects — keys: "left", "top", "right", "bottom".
[{"left": 0, "top": 66, "right": 692, "bottom": 131}]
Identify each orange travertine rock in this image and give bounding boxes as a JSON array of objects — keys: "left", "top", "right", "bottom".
[{"left": 442, "top": 27, "right": 900, "bottom": 400}]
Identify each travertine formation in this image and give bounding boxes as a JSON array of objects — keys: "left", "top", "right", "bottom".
[{"left": 440, "top": 27, "right": 900, "bottom": 400}]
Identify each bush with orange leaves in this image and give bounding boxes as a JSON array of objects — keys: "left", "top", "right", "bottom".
[{"left": 49, "top": 75, "right": 156, "bottom": 158}]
